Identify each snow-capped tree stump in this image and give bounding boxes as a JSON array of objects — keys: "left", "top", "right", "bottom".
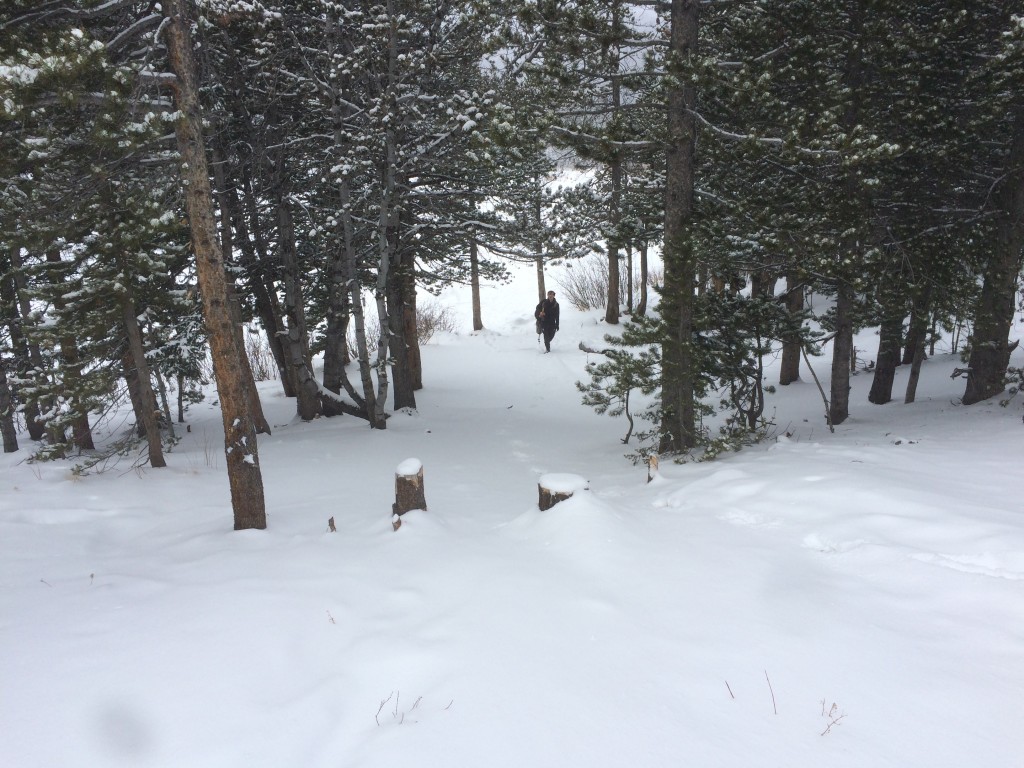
[
  {"left": 538, "top": 473, "right": 589, "bottom": 511},
  {"left": 392, "top": 459, "right": 426, "bottom": 530}
]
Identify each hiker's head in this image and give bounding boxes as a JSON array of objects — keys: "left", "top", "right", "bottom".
[{"left": 547, "top": 291, "right": 555, "bottom": 299}]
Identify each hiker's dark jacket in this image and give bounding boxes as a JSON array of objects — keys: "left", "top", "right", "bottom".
[{"left": 535, "top": 299, "right": 560, "bottom": 332}]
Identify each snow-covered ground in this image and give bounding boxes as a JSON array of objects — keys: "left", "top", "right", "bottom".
[{"left": 2, "top": 263, "right": 1022, "bottom": 768}]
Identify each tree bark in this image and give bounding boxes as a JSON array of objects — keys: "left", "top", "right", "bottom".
[
  {"left": 779, "top": 271, "right": 803, "bottom": 385},
  {"left": 321, "top": 243, "right": 352, "bottom": 417},
  {"left": 403, "top": 269, "right": 422, "bottom": 391},
  {"left": 829, "top": 0, "right": 866, "bottom": 426},
  {"left": 829, "top": 282, "right": 854, "bottom": 425},
  {"left": 6, "top": 249, "right": 49, "bottom": 440},
  {"left": 904, "top": 286, "right": 933, "bottom": 404},
  {"left": 210, "top": 138, "right": 290, "bottom": 394},
  {"left": 659, "top": 0, "right": 700, "bottom": 454},
  {"left": 387, "top": 253, "right": 417, "bottom": 410},
  {"left": 275, "top": 170, "right": 320, "bottom": 421},
  {"left": 165, "top": 0, "right": 266, "bottom": 530},
  {"left": 0, "top": 358, "right": 18, "bottom": 453},
  {"left": 44, "top": 250, "right": 94, "bottom": 450},
  {"left": 121, "top": 301, "right": 166, "bottom": 467},
  {"left": 534, "top": 184, "right": 547, "bottom": 302},
  {"left": 963, "top": 101, "right": 1024, "bottom": 405},
  {"left": 868, "top": 284, "right": 903, "bottom": 404},
  {"left": 393, "top": 462, "right": 427, "bottom": 516},
  {"left": 636, "top": 241, "right": 648, "bottom": 317},
  {"left": 470, "top": 238, "right": 484, "bottom": 330}
]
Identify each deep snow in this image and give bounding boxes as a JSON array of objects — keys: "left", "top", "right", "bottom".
[{"left": 1, "top": 264, "right": 1022, "bottom": 768}]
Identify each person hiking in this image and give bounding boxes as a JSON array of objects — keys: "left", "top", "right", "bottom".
[{"left": 534, "top": 290, "right": 560, "bottom": 353}]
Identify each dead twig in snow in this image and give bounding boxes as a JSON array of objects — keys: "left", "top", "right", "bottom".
[
  {"left": 376, "top": 692, "right": 391, "bottom": 729},
  {"left": 765, "top": 670, "right": 777, "bottom": 715},
  {"left": 820, "top": 700, "right": 847, "bottom": 735}
]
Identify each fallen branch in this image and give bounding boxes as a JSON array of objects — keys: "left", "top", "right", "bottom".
[
  {"left": 578, "top": 341, "right": 613, "bottom": 356},
  {"left": 800, "top": 346, "right": 834, "bottom": 433}
]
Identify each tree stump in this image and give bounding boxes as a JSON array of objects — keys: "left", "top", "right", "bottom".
[
  {"left": 538, "top": 473, "right": 588, "bottom": 511},
  {"left": 393, "top": 459, "right": 426, "bottom": 530}
]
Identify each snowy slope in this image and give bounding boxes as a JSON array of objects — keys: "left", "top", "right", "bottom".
[{"left": 1, "top": 264, "right": 1022, "bottom": 768}]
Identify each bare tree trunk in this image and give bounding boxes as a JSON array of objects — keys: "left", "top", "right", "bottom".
[
  {"left": 636, "top": 241, "right": 648, "bottom": 317},
  {"left": 339, "top": 178, "right": 378, "bottom": 423},
  {"left": 388, "top": 256, "right": 417, "bottom": 410},
  {"left": 904, "top": 285, "right": 933, "bottom": 404},
  {"left": 404, "top": 265, "right": 422, "bottom": 391},
  {"left": 902, "top": 306, "right": 925, "bottom": 365},
  {"left": 605, "top": 156, "right": 622, "bottom": 324},
  {"left": 869, "top": 284, "right": 903, "bottom": 404},
  {"left": 211, "top": 138, "right": 290, "bottom": 394},
  {"left": 625, "top": 244, "right": 634, "bottom": 314},
  {"left": 165, "top": 0, "right": 266, "bottom": 529},
  {"left": 225, "top": 281, "right": 272, "bottom": 435},
  {"left": 44, "top": 250, "right": 94, "bottom": 450},
  {"left": 470, "top": 238, "right": 483, "bottom": 331},
  {"left": 829, "top": 282, "right": 854, "bottom": 425},
  {"left": 963, "top": 102, "right": 1024, "bottom": 405},
  {"left": 659, "top": 0, "right": 700, "bottom": 454},
  {"left": 321, "top": 244, "right": 352, "bottom": 417},
  {"left": 6, "top": 249, "right": 50, "bottom": 440},
  {"left": 122, "top": 301, "right": 166, "bottom": 467},
  {"left": 153, "top": 366, "right": 175, "bottom": 441},
  {"left": 534, "top": 186, "right": 546, "bottom": 302},
  {"left": 0, "top": 358, "right": 17, "bottom": 453},
  {"left": 829, "top": 0, "right": 866, "bottom": 426},
  {"left": 371, "top": 124, "right": 398, "bottom": 429},
  {"left": 275, "top": 173, "right": 320, "bottom": 421},
  {"left": 779, "top": 271, "right": 803, "bottom": 385}
]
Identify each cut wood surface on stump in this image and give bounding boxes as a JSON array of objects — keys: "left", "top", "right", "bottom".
[
  {"left": 393, "top": 459, "right": 426, "bottom": 530},
  {"left": 538, "top": 473, "right": 589, "bottom": 511}
]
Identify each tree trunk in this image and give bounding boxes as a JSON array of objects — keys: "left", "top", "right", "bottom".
[
  {"left": 470, "top": 238, "right": 483, "bottom": 331},
  {"left": 122, "top": 301, "right": 166, "bottom": 468},
  {"left": 44, "top": 250, "right": 94, "bottom": 450},
  {"left": 625, "top": 244, "right": 634, "bottom": 314},
  {"left": 165, "top": 0, "right": 266, "bottom": 530},
  {"left": 404, "top": 284, "right": 422, "bottom": 391},
  {"left": 868, "top": 285, "right": 903, "bottom": 404},
  {"left": 902, "top": 306, "right": 925, "bottom": 365},
  {"left": 153, "top": 366, "right": 175, "bottom": 441},
  {"left": 605, "top": 151, "right": 621, "bottom": 325},
  {"left": 963, "top": 101, "right": 1024, "bottom": 405},
  {"left": 534, "top": 186, "right": 546, "bottom": 302},
  {"left": 829, "top": 0, "right": 866, "bottom": 426},
  {"left": 829, "top": 282, "right": 854, "bottom": 425},
  {"left": 904, "top": 285, "right": 933, "bottom": 404},
  {"left": 1, "top": 252, "right": 46, "bottom": 440},
  {"left": 211, "top": 138, "right": 290, "bottom": 394},
  {"left": 371, "top": 124, "right": 398, "bottom": 429},
  {"left": 636, "top": 241, "right": 648, "bottom": 317},
  {"left": 275, "top": 172, "right": 320, "bottom": 421},
  {"left": 659, "top": 0, "right": 700, "bottom": 454},
  {"left": 387, "top": 250, "right": 417, "bottom": 411},
  {"left": 225, "top": 281, "right": 272, "bottom": 435},
  {"left": 339, "top": 177, "right": 378, "bottom": 423},
  {"left": 321, "top": 244, "right": 352, "bottom": 417},
  {"left": 0, "top": 358, "right": 18, "bottom": 453},
  {"left": 779, "top": 271, "right": 803, "bottom": 385}
]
